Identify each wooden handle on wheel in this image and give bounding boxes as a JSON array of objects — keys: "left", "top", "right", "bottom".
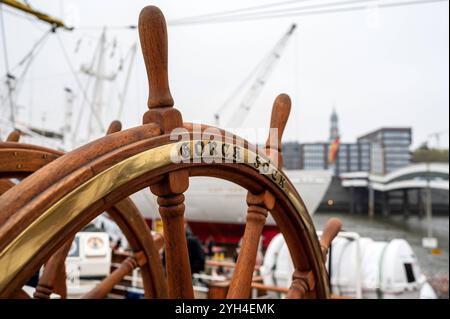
[
  {"left": 6, "top": 130, "right": 21, "bottom": 142},
  {"left": 319, "top": 218, "right": 342, "bottom": 261},
  {"left": 264, "top": 93, "right": 291, "bottom": 167},
  {"left": 138, "top": 6, "right": 174, "bottom": 109},
  {"left": 106, "top": 120, "right": 122, "bottom": 135}
]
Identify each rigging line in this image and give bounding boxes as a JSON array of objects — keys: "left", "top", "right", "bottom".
[
  {"left": 63, "top": 1, "right": 385, "bottom": 29},
  {"left": 170, "top": 0, "right": 381, "bottom": 25},
  {"left": 55, "top": 32, "right": 105, "bottom": 132},
  {"left": 293, "top": 30, "right": 300, "bottom": 142},
  {"left": 72, "top": 72, "right": 93, "bottom": 145},
  {"left": 170, "top": 0, "right": 311, "bottom": 23},
  {"left": 169, "top": 0, "right": 448, "bottom": 26},
  {"left": 11, "top": 71, "right": 73, "bottom": 82},
  {"left": 171, "top": 0, "right": 394, "bottom": 25},
  {"left": 0, "top": 3, "right": 15, "bottom": 125},
  {"left": 11, "top": 28, "right": 53, "bottom": 72},
  {"left": 0, "top": 4, "right": 9, "bottom": 72},
  {"left": 73, "top": 1, "right": 312, "bottom": 30},
  {"left": 72, "top": 30, "right": 109, "bottom": 143},
  {"left": 72, "top": 39, "right": 101, "bottom": 142},
  {"left": 76, "top": 25, "right": 137, "bottom": 30},
  {"left": 13, "top": 29, "right": 51, "bottom": 99}
]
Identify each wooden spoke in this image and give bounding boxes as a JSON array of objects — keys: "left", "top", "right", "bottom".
[
  {"left": 152, "top": 186, "right": 194, "bottom": 298},
  {"left": 286, "top": 219, "right": 342, "bottom": 299},
  {"left": 227, "top": 94, "right": 291, "bottom": 299},
  {"left": 106, "top": 197, "right": 167, "bottom": 298},
  {"left": 82, "top": 252, "right": 146, "bottom": 299},
  {"left": 106, "top": 120, "right": 122, "bottom": 135},
  {"left": 139, "top": 5, "right": 193, "bottom": 299},
  {"left": 152, "top": 232, "right": 164, "bottom": 251},
  {"left": 264, "top": 94, "right": 292, "bottom": 168},
  {"left": 319, "top": 218, "right": 342, "bottom": 261},
  {"left": 139, "top": 6, "right": 173, "bottom": 109},
  {"left": 34, "top": 239, "right": 73, "bottom": 299},
  {"left": 227, "top": 191, "right": 274, "bottom": 298},
  {"left": 208, "top": 281, "right": 230, "bottom": 299},
  {"left": 6, "top": 130, "right": 21, "bottom": 142},
  {"left": 286, "top": 270, "right": 315, "bottom": 299}
]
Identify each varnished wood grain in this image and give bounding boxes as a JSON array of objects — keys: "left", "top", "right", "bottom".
[
  {"left": 82, "top": 252, "right": 145, "bottom": 299},
  {"left": 319, "top": 218, "right": 342, "bottom": 261},
  {"left": 106, "top": 120, "right": 122, "bottom": 135},
  {"left": 6, "top": 130, "right": 21, "bottom": 142},
  {"left": 286, "top": 270, "right": 315, "bottom": 299},
  {"left": 227, "top": 94, "right": 289, "bottom": 299},
  {"left": 265, "top": 93, "right": 291, "bottom": 168},
  {"left": 138, "top": 5, "right": 193, "bottom": 299},
  {"left": 34, "top": 240, "right": 72, "bottom": 299},
  {"left": 0, "top": 179, "right": 15, "bottom": 196},
  {"left": 139, "top": 6, "right": 174, "bottom": 109}
]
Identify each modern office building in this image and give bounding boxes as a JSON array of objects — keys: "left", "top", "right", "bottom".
[
  {"left": 283, "top": 142, "right": 372, "bottom": 175},
  {"left": 282, "top": 110, "right": 412, "bottom": 176},
  {"left": 357, "top": 128, "right": 412, "bottom": 175},
  {"left": 282, "top": 142, "right": 302, "bottom": 170}
]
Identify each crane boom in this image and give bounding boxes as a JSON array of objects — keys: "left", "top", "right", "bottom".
[{"left": 222, "top": 23, "right": 296, "bottom": 128}]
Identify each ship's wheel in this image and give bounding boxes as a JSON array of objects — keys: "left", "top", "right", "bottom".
[
  {"left": 0, "top": 5, "right": 341, "bottom": 299},
  {"left": 0, "top": 123, "right": 166, "bottom": 299}
]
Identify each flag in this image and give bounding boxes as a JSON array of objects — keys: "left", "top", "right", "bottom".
[{"left": 328, "top": 137, "right": 340, "bottom": 164}]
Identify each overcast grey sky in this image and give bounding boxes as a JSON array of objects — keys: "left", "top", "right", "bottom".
[{"left": 1, "top": 0, "right": 448, "bottom": 148}]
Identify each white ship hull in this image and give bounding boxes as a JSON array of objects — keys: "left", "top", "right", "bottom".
[{"left": 130, "top": 169, "right": 332, "bottom": 225}]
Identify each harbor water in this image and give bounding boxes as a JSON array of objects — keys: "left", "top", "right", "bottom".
[{"left": 312, "top": 212, "right": 449, "bottom": 298}]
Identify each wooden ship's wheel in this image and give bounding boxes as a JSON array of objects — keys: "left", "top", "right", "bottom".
[
  {"left": 0, "top": 123, "right": 166, "bottom": 299},
  {"left": 0, "top": 6, "right": 341, "bottom": 299}
]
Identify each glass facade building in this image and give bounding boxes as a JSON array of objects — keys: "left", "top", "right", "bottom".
[
  {"left": 282, "top": 142, "right": 302, "bottom": 170},
  {"left": 282, "top": 128, "right": 412, "bottom": 176},
  {"left": 358, "top": 128, "right": 412, "bottom": 175}
]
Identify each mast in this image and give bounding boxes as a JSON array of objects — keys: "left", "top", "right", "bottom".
[
  {"left": 80, "top": 28, "right": 116, "bottom": 139},
  {"left": 63, "top": 87, "right": 74, "bottom": 149},
  {"left": 0, "top": 0, "right": 71, "bottom": 131},
  {"left": 89, "top": 29, "right": 106, "bottom": 139}
]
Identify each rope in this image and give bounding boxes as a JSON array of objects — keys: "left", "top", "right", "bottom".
[
  {"left": 13, "top": 29, "right": 52, "bottom": 98},
  {"left": 169, "top": 0, "right": 448, "bottom": 26},
  {"left": 0, "top": 3, "right": 15, "bottom": 125},
  {"left": 56, "top": 32, "right": 105, "bottom": 134},
  {"left": 171, "top": 0, "right": 378, "bottom": 25},
  {"left": 10, "top": 29, "right": 52, "bottom": 72},
  {"left": 170, "top": 0, "right": 311, "bottom": 24},
  {"left": 71, "top": 35, "right": 102, "bottom": 144}
]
